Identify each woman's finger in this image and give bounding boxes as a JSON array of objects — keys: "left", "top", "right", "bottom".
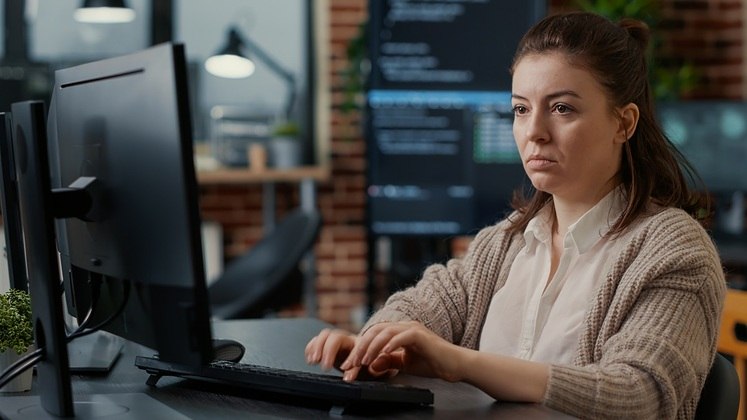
[
  {"left": 369, "top": 351, "right": 405, "bottom": 374},
  {"left": 342, "top": 365, "right": 362, "bottom": 382},
  {"left": 381, "top": 327, "right": 421, "bottom": 354},
  {"left": 341, "top": 323, "right": 396, "bottom": 369},
  {"left": 360, "top": 325, "right": 403, "bottom": 366},
  {"left": 340, "top": 323, "right": 388, "bottom": 369},
  {"left": 320, "top": 331, "right": 349, "bottom": 370},
  {"left": 306, "top": 328, "right": 332, "bottom": 364}
]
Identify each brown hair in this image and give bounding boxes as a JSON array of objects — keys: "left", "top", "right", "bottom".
[{"left": 505, "top": 12, "right": 706, "bottom": 236}]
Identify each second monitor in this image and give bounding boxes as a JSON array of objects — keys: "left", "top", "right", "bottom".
[{"left": 47, "top": 42, "right": 214, "bottom": 368}]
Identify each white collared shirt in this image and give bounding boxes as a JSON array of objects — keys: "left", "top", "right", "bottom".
[{"left": 479, "top": 188, "right": 629, "bottom": 363}]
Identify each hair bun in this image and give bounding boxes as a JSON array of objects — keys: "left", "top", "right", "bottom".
[{"left": 619, "top": 18, "right": 650, "bottom": 51}]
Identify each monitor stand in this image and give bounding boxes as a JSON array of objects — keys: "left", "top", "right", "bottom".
[
  {"left": 67, "top": 331, "right": 124, "bottom": 374},
  {"left": 0, "top": 393, "right": 189, "bottom": 419}
]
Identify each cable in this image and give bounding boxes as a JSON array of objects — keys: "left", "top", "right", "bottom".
[
  {"left": 0, "top": 278, "right": 131, "bottom": 390},
  {"left": 67, "top": 279, "right": 130, "bottom": 341},
  {"left": 63, "top": 272, "right": 103, "bottom": 335}
]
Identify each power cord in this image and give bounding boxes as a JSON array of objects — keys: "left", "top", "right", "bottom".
[
  {"left": 67, "top": 280, "right": 130, "bottom": 341},
  {"left": 0, "top": 348, "right": 44, "bottom": 390}
]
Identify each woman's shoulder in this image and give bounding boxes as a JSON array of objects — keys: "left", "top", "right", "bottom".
[
  {"left": 633, "top": 206, "right": 709, "bottom": 240},
  {"left": 624, "top": 205, "right": 720, "bottom": 266}
]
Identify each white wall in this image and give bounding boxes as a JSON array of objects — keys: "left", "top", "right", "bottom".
[
  {"left": 0, "top": 227, "right": 9, "bottom": 293},
  {"left": 202, "top": 221, "right": 223, "bottom": 286}
]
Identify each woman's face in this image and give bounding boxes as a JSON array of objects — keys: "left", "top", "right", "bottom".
[{"left": 511, "top": 52, "right": 634, "bottom": 204}]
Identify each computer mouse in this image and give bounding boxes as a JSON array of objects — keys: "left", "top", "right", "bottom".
[{"left": 212, "top": 338, "right": 246, "bottom": 362}]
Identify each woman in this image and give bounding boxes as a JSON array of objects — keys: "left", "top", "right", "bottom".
[{"left": 306, "top": 12, "right": 725, "bottom": 419}]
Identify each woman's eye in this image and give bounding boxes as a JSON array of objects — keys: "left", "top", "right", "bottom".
[
  {"left": 513, "top": 105, "right": 527, "bottom": 115},
  {"left": 553, "top": 104, "right": 572, "bottom": 114}
]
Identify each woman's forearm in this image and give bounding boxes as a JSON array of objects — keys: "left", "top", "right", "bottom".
[{"left": 456, "top": 347, "right": 550, "bottom": 403}]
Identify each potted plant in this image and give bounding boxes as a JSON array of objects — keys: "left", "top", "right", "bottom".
[
  {"left": 268, "top": 120, "right": 303, "bottom": 169},
  {"left": 0, "top": 288, "right": 34, "bottom": 393}
]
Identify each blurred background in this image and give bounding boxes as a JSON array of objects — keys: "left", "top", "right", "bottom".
[{"left": 0, "top": 0, "right": 745, "bottom": 332}]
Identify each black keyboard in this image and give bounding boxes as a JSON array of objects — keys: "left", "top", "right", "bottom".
[{"left": 134, "top": 356, "right": 434, "bottom": 409}]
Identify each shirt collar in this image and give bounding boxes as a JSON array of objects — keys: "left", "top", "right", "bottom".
[
  {"left": 524, "top": 205, "right": 553, "bottom": 247},
  {"left": 523, "top": 187, "right": 627, "bottom": 254}
]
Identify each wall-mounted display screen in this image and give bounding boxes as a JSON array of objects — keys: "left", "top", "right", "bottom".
[{"left": 366, "top": 0, "right": 545, "bottom": 236}]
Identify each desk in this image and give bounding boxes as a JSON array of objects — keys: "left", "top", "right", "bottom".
[
  {"left": 1, "top": 318, "right": 572, "bottom": 419},
  {"left": 197, "top": 165, "right": 329, "bottom": 231}
]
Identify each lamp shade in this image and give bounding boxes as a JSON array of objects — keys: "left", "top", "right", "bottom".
[
  {"left": 74, "top": 0, "right": 136, "bottom": 24},
  {"left": 205, "top": 28, "right": 256, "bottom": 79}
]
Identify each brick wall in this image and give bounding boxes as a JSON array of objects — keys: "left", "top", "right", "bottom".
[
  {"left": 551, "top": 0, "right": 744, "bottom": 98},
  {"left": 658, "top": 0, "right": 744, "bottom": 99},
  {"left": 201, "top": 0, "right": 744, "bottom": 331}
]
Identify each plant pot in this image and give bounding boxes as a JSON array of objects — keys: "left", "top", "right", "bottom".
[
  {"left": 0, "top": 347, "right": 33, "bottom": 393},
  {"left": 268, "top": 136, "right": 302, "bottom": 169}
]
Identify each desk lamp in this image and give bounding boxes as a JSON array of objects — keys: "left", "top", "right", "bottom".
[
  {"left": 205, "top": 26, "right": 297, "bottom": 118},
  {"left": 74, "top": 0, "right": 136, "bottom": 24}
]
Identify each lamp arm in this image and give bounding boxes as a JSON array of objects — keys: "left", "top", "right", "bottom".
[
  {"left": 233, "top": 27, "right": 297, "bottom": 117},
  {"left": 284, "top": 78, "right": 297, "bottom": 120}
]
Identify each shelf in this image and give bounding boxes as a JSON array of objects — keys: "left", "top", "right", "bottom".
[{"left": 197, "top": 165, "right": 330, "bottom": 185}]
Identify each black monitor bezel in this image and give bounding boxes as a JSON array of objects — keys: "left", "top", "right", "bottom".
[
  {"left": 0, "top": 112, "right": 29, "bottom": 292},
  {"left": 10, "top": 100, "right": 74, "bottom": 416}
]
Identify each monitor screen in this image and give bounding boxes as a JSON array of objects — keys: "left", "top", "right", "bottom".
[
  {"left": 657, "top": 100, "right": 747, "bottom": 193},
  {"left": 47, "top": 43, "right": 213, "bottom": 367},
  {"left": 657, "top": 100, "right": 747, "bottom": 246},
  {"left": 365, "top": 0, "right": 543, "bottom": 236}
]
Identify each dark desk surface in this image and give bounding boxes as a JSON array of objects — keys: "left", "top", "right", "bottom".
[{"left": 2, "top": 318, "right": 573, "bottom": 419}]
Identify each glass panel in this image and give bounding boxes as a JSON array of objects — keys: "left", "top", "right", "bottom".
[
  {"left": 28, "top": 0, "right": 149, "bottom": 63},
  {"left": 175, "top": 0, "right": 308, "bottom": 154}
]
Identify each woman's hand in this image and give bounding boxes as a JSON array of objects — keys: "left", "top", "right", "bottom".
[
  {"left": 305, "top": 328, "right": 354, "bottom": 370},
  {"left": 339, "top": 321, "right": 465, "bottom": 382},
  {"left": 305, "top": 328, "right": 391, "bottom": 381},
  {"left": 306, "top": 323, "right": 549, "bottom": 403}
]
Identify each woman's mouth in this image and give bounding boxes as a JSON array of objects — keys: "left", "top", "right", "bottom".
[{"left": 526, "top": 157, "right": 556, "bottom": 170}]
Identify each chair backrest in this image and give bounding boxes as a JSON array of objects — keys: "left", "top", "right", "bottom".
[
  {"left": 695, "top": 353, "right": 740, "bottom": 420},
  {"left": 718, "top": 289, "right": 747, "bottom": 420},
  {"left": 695, "top": 354, "right": 739, "bottom": 420},
  {"left": 208, "top": 208, "right": 322, "bottom": 319}
]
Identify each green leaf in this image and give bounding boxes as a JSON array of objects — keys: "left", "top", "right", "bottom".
[{"left": 0, "top": 289, "right": 33, "bottom": 354}]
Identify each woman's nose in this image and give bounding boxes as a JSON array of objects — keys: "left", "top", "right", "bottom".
[{"left": 519, "top": 112, "right": 550, "bottom": 144}]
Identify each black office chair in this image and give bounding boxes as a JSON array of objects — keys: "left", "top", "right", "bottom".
[
  {"left": 209, "top": 207, "right": 322, "bottom": 319},
  {"left": 695, "top": 353, "right": 740, "bottom": 420}
]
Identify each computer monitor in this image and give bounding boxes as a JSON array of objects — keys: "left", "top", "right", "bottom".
[
  {"left": 0, "top": 112, "right": 28, "bottom": 292},
  {"left": 365, "top": 0, "right": 543, "bottom": 236},
  {"left": 48, "top": 42, "right": 213, "bottom": 370},
  {"left": 9, "top": 100, "right": 74, "bottom": 416},
  {"left": 657, "top": 100, "right": 747, "bottom": 193},
  {"left": 656, "top": 100, "right": 747, "bottom": 243},
  {"left": 5, "top": 43, "right": 214, "bottom": 417}
]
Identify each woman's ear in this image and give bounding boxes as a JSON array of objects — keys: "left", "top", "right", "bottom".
[{"left": 616, "top": 103, "right": 640, "bottom": 143}]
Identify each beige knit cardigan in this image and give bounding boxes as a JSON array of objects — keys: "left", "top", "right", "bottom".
[{"left": 365, "top": 207, "right": 726, "bottom": 419}]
